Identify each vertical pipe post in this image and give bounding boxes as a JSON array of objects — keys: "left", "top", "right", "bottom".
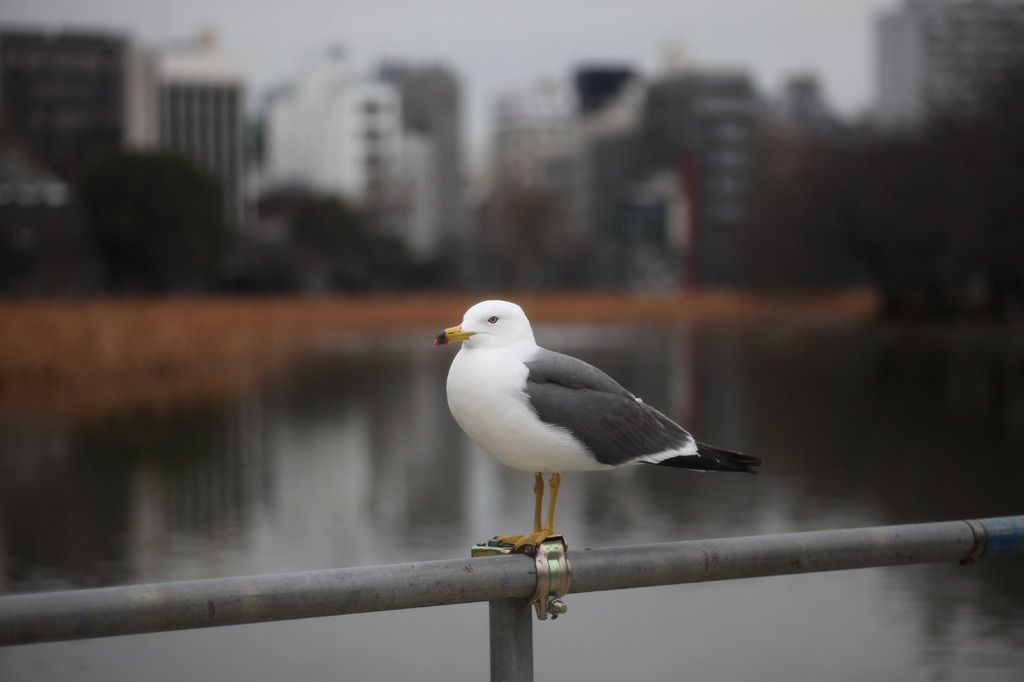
[{"left": 489, "top": 599, "right": 533, "bottom": 682}]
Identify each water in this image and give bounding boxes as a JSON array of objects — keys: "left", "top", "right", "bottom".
[{"left": 1, "top": 319, "right": 1023, "bottom": 681}]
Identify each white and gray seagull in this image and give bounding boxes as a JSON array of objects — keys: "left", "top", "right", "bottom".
[{"left": 434, "top": 300, "right": 762, "bottom": 550}]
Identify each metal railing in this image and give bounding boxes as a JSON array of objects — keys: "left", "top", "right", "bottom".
[{"left": 2, "top": 516, "right": 1023, "bottom": 682}]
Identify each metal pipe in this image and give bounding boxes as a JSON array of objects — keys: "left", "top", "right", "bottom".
[
  {"left": 489, "top": 599, "right": 533, "bottom": 682},
  {"left": 568, "top": 518, "right": 1002, "bottom": 593},
  {"left": 0, "top": 555, "right": 537, "bottom": 646},
  {"left": 1, "top": 516, "right": 1021, "bottom": 646}
]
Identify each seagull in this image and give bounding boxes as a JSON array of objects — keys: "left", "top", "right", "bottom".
[{"left": 434, "top": 300, "right": 762, "bottom": 550}]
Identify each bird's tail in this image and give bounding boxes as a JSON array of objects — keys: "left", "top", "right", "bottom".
[{"left": 656, "top": 442, "right": 762, "bottom": 474}]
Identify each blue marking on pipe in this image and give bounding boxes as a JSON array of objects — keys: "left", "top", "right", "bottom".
[{"left": 980, "top": 516, "right": 1024, "bottom": 556}]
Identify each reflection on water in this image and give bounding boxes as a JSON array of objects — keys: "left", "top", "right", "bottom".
[{"left": 1, "top": 320, "right": 1023, "bottom": 681}]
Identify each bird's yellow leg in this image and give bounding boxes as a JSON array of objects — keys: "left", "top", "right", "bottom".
[
  {"left": 532, "top": 472, "right": 544, "bottom": 533},
  {"left": 543, "top": 472, "right": 560, "bottom": 535},
  {"left": 496, "top": 473, "right": 561, "bottom": 551}
]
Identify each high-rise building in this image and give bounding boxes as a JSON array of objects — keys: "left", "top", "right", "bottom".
[
  {"left": 397, "top": 131, "right": 439, "bottom": 258},
  {"left": 264, "top": 49, "right": 404, "bottom": 216},
  {"left": 491, "top": 66, "right": 758, "bottom": 289},
  {"left": 775, "top": 73, "right": 842, "bottom": 140},
  {"left": 481, "top": 79, "right": 586, "bottom": 286},
  {"left": 638, "top": 69, "right": 758, "bottom": 287},
  {"left": 379, "top": 62, "right": 463, "bottom": 258},
  {"left": 574, "top": 66, "right": 636, "bottom": 116},
  {"left": 129, "top": 31, "right": 247, "bottom": 226},
  {"left": 0, "top": 26, "right": 127, "bottom": 183},
  {"left": 876, "top": 0, "right": 1024, "bottom": 129},
  {"left": 575, "top": 69, "right": 653, "bottom": 286},
  {"left": 492, "top": 79, "right": 580, "bottom": 202}
]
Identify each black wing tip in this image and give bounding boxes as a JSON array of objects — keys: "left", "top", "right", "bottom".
[
  {"left": 727, "top": 454, "right": 764, "bottom": 475},
  {"left": 657, "top": 442, "right": 763, "bottom": 474},
  {"left": 699, "top": 442, "right": 763, "bottom": 474}
]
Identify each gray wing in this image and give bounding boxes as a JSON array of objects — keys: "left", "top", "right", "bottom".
[{"left": 524, "top": 349, "right": 695, "bottom": 466}]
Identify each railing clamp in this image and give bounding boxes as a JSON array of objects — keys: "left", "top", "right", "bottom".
[
  {"left": 527, "top": 535, "right": 572, "bottom": 620},
  {"left": 470, "top": 534, "right": 573, "bottom": 621}
]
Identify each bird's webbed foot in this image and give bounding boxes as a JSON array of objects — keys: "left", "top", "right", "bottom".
[{"left": 493, "top": 529, "right": 554, "bottom": 552}]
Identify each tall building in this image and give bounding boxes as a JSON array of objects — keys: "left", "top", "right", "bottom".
[
  {"left": 264, "top": 49, "right": 404, "bottom": 225},
  {"left": 479, "top": 79, "right": 586, "bottom": 286},
  {"left": 379, "top": 62, "right": 463, "bottom": 258},
  {"left": 575, "top": 69, "right": 654, "bottom": 286},
  {"left": 574, "top": 66, "right": 636, "bottom": 116},
  {"left": 129, "top": 32, "right": 247, "bottom": 226},
  {"left": 0, "top": 26, "right": 127, "bottom": 183},
  {"left": 638, "top": 69, "right": 758, "bottom": 287},
  {"left": 492, "top": 79, "right": 581, "bottom": 201},
  {"left": 876, "top": 0, "right": 1024, "bottom": 129},
  {"left": 489, "top": 66, "right": 758, "bottom": 289},
  {"left": 775, "top": 73, "right": 842, "bottom": 141},
  {"left": 397, "top": 132, "right": 439, "bottom": 258}
]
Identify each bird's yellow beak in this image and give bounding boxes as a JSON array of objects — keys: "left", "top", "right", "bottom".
[{"left": 433, "top": 325, "right": 475, "bottom": 347}]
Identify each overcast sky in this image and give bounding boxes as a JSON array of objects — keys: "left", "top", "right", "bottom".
[{"left": 4, "top": 0, "right": 893, "bottom": 159}]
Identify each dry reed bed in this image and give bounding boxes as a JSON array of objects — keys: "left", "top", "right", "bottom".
[{"left": 0, "top": 290, "right": 876, "bottom": 386}]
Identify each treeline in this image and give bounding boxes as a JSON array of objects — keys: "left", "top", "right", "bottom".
[
  {"left": 229, "top": 190, "right": 439, "bottom": 294},
  {"left": 736, "top": 61, "right": 1024, "bottom": 317},
  {"left": 71, "top": 150, "right": 436, "bottom": 295}
]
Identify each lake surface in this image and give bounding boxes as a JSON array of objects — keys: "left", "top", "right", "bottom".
[{"left": 1, "top": 318, "right": 1023, "bottom": 681}]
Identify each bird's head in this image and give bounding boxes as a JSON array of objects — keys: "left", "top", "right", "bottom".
[{"left": 433, "top": 300, "right": 535, "bottom": 349}]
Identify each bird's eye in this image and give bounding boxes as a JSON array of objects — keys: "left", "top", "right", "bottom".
[{"left": 487, "top": 316, "right": 499, "bottom": 324}]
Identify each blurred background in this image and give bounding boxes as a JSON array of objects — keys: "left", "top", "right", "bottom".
[
  {"left": 1, "top": 0, "right": 1023, "bottom": 680},
  {"left": 0, "top": 0, "right": 1021, "bottom": 305}
]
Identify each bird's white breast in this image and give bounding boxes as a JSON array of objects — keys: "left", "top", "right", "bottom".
[{"left": 446, "top": 343, "right": 610, "bottom": 473}]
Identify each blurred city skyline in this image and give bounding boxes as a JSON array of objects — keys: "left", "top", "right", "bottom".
[{"left": 2, "top": 0, "right": 891, "bottom": 161}]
